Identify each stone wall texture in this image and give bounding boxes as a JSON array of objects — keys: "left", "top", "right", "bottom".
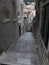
[
  {"left": 0, "top": 0, "right": 19, "bottom": 51},
  {"left": 36, "top": 0, "right": 49, "bottom": 65}
]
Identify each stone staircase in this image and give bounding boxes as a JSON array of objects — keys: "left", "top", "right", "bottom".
[
  {"left": 0, "top": 51, "right": 40, "bottom": 65},
  {"left": 0, "top": 32, "right": 41, "bottom": 65}
]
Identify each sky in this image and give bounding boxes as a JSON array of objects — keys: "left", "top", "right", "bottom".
[{"left": 23, "top": 0, "right": 35, "bottom": 5}]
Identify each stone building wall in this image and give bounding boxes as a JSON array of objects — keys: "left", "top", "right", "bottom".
[
  {"left": 0, "top": 0, "right": 19, "bottom": 52},
  {"left": 36, "top": 0, "right": 49, "bottom": 65},
  {"left": 38, "top": 0, "right": 49, "bottom": 54}
]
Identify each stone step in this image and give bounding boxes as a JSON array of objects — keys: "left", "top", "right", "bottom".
[{"left": 0, "top": 52, "right": 39, "bottom": 65}]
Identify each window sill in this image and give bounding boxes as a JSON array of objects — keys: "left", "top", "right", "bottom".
[
  {"left": 3, "top": 19, "right": 11, "bottom": 23},
  {"left": 3, "top": 18, "right": 17, "bottom": 24}
]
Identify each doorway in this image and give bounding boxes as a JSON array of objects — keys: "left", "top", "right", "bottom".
[
  {"left": 19, "top": 25, "right": 21, "bottom": 36},
  {"left": 41, "top": 4, "right": 49, "bottom": 48}
]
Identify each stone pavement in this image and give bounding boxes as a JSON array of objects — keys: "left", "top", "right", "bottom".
[{"left": 0, "top": 32, "right": 40, "bottom": 65}]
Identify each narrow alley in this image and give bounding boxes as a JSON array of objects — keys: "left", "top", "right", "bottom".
[
  {"left": 0, "top": 0, "right": 49, "bottom": 65},
  {"left": 0, "top": 32, "right": 40, "bottom": 65}
]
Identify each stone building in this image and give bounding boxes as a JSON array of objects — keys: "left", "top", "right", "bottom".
[
  {"left": 36, "top": 0, "right": 49, "bottom": 65},
  {"left": 16, "top": 0, "right": 24, "bottom": 36},
  {"left": 0, "top": 0, "right": 19, "bottom": 53}
]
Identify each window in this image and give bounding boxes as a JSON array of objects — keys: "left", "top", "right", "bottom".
[{"left": 2, "top": 7, "right": 10, "bottom": 19}]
